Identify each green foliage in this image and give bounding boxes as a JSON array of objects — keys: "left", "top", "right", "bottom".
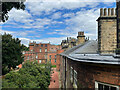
[
  {"left": 2, "top": 61, "right": 52, "bottom": 89},
  {"left": 52, "top": 65, "right": 56, "bottom": 68},
  {"left": 2, "top": 33, "right": 24, "bottom": 75},
  {"left": 21, "top": 44, "right": 29, "bottom": 51},
  {"left": 1, "top": 1, "right": 25, "bottom": 22}
]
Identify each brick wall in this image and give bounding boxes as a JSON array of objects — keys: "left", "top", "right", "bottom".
[
  {"left": 61, "top": 57, "right": 120, "bottom": 89},
  {"left": 23, "top": 42, "right": 62, "bottom": 66},
  {"left": 56, "top": 49, "right": 64, "bottom": 71}
]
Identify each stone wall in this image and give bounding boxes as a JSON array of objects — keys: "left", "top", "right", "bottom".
[{"left": 97, "top": 8, "right": 117, "bottom": 54}]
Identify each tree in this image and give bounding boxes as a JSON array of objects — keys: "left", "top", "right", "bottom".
[
  {"left": 2, "top": 61, "right": 52, "bottom": 88},
  {"left": 2, "top": 33, "right": 24, "bottom": 75},
  {"left": 21, "top": 44, "right": 29, "bottom": 51},
  {"left": 1, "top": 1, "right": 25, "bottom": 22}
]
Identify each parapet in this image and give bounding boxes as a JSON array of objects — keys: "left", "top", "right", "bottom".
[{"left": 100, "top": 8, "right": 116, "bottom": 17}]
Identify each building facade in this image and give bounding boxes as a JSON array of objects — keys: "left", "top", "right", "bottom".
[
  {"left": 23, "top": 42, "right": 62, "bottom": 66},
  {"left": 97, "top": 8, "right": 117, "bottom": 54},
  {"left": 59, "top": 7, "right": 120, "bottom": 89}
]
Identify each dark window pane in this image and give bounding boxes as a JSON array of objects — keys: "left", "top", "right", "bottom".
[
  {"left": 41, "top": 44, "right": 43, "bottom": 47},
  {"left": 104, "top": 85, "right": 109, "bottom": 90},
  {"left": 110, "top": 87, "right": 116, "bottom": 90},
  {"left": 98, "top": 84, "right": 103, "bottom": 90},
  {"left": 45, "top": 44, "right": 47, "bottom": 47}
]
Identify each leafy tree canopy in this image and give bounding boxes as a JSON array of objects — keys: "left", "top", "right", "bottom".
[
  {"left": 21, "top": 44, "right": 29, "bottom": 51},
  {"left": 1, "top": 1, "right": 25, "bottom": 22},
  {"left": 2, "top": 33, "right": 24, "bottom": 75},
  {"left": 2, "top": 61, "right": 52, "bottom": 89}
]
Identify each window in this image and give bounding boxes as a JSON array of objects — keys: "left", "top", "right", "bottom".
[
  {"left": 70, "top": 67, "right": 73, "bottom": 83},
  {"left": 27, "top": 56, "right": 29, "bottom": 60},
  {"left": 45, "top": 55, "right": 47, "bottom": 59},
  {"left": 45, "top": 48, "right": 47, "bottom": 52},
  {"left": 55, "top": 55, "right": 56, "bottom": 58},
  {"left": 95, "top": 81, "right": 119, "bottom": 90},
  {"left": 31, "top": 49, "right": 33, "bottom": 51},
  {"left": 39, "top": 60, "right": 41, "bottom": 63},
  {"left": 50, "top": 59, "right": 51, "bottom": 63},
  {"left": 55, "top": 59, "right": 56, "bottom": 63},
  {"left": 40, "top": 48, "right": 41, "bottom": 52},
  {"left": 36, "top": 55, "right": 38, "bottom": 59},
  {"left": 45, "top": 44, "right": 47, "bottom": 47},
  {"left": 41, "top": 44, "right": 43, "bottom": 47},
  {"left": 73, "top": 70, "right": 77, "bottom": 88},
  {"left": 50, "top": 55, "right": 51, "bottom": 59}
]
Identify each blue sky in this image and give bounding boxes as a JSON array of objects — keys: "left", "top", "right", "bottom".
[{"left": 1, "top": 0, "right": 116, "bottom": 46}]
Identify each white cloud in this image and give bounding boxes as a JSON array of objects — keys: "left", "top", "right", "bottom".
[
  {"left": 51, "top": 12, "right": 61, "bottom": 19},
  {"left": 0, "top": 29, "right": 15, "bottom": 34},
  {"left": 2, "top": 0, "right": 116, "bottom": 45},
  {"left": 25, "top": 0, "right": 100, "bottom": 16},
  {"left": 7, "top": 8, "right": 32, "bottom": 23},
  {"left": 58, "top": 8, "right": 100, "bottom": 39},
  {"left": 63, "top": 13, "right": 75, "bottom": 18},
  {"left": 20, "top": 37, "right": 66, "bottom": 46}
]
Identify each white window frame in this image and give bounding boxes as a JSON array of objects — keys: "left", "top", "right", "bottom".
[
  {"left": 39, "top": 60, "right": 41, "bottom": 63},
  {"left": 95, "top": 81, "right": 119, "bottom": 90},
  {"left": 70, "top": 67, "right": 73, "bottom": 83},
  {"left": 73, "top": 70, "right": 77, "bottom": 88},
  {"left": 45, "top": 48, "right": 47, "bottom": 52},
  {"left": 40, "top": 48, "right": 41, "bottom": 52},
  {"left": 36, "top": 55, "right": 38, "bottom": 59}
]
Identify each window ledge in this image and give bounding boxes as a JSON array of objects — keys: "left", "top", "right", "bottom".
[{"left": 73, "top": 83, "right": 77, "bottom": 88}]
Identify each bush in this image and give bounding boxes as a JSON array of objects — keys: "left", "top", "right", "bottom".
[{"left": 2, "top": 61, "right": 52, "bottom": 89}]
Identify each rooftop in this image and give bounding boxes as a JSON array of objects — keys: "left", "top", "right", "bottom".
[{"left": 60, "top": 40, "right": 120, "bottom": 65}]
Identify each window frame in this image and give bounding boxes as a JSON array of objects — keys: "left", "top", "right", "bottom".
[
  {"left": 73, "top": 70, "right": 77, "bottom": 88},
  {"left": 45, "top": 48, "right": 47, "bottom": 52},
  {"left": 40, "top": 48, "right": 42, "bottom": 52},
  {"left": 39, "top": 60, "right": 41, "bottom": 63},
  {"left": 36, "top": 55, "right": 38, "bottom": 59},
  {"left": 70, "top": 67, "right": 73, "bottom": 83},
  {"left": 55, "top": 59, "right": 56, "bottom": 63},
  {"left": 41, "top": 44, "right": 43, "bottom": 47},
  {"left": 95, "top": 81, "right": 119, "bottom": 90},
  {"left": 45, "top": 44, "right": 47, "bottom": 47},
  {"left": 55, "top": 55, "right": 56, "bottom": 58}
]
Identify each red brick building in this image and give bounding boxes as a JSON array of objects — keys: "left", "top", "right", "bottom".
[{"left": 23, "top": 42, "right": 62, "bottom": 65}]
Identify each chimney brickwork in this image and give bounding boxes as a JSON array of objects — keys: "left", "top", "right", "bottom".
[{"left": 76, "top": 31, "right": 85, "bottom": 45}]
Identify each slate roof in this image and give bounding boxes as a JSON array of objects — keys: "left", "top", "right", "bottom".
[{"left": 60, "top": 40, "right": 120, "bottom": 65}]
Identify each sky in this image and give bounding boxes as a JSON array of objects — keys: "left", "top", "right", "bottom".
[{"left": 0, "top": 0, "right": 116, "bottom": 46}]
